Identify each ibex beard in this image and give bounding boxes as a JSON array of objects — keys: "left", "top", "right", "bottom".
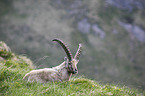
[{"left": 23, "top": 39, "right": 82, "bottom": 83}]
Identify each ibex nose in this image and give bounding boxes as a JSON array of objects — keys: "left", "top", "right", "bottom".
[{"left": 73, "top": 69, "right": 78, "bottom": 74}]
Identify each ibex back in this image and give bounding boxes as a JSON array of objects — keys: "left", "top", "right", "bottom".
[{"left": 23, "top": 39, "right": 82, "bottom": 83}]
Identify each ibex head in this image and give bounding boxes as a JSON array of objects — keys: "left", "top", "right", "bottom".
[{"left": 53, "top": 39, "right": 82, "bottom": 74}]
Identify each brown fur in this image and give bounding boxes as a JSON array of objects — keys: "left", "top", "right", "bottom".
[
  {"left": 23, "top": 59, "right": 78, "bottom": 83},
  {"left": 23, "top": 39, "right": 82, "bottom": 83}
]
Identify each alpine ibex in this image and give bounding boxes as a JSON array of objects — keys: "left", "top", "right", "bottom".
[{"left": 23, "top": 39, "right": 82, "bottom": 83}]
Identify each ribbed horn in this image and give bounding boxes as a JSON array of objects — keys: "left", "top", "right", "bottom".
[
  {"left": 74, "top": 43, "right": 82, "bottom": 60},
  {"left": 52, "top": 39, "right": 73, "bottom": 61}
]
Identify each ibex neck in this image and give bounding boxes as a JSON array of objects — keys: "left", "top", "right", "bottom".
[{"left": 53, "top": 61, "right": 72, "bottom": 81}]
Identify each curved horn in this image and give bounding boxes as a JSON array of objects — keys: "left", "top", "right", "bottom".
[
  {"left": 74, "top": 43, "right": 82, "bottom": 60},
  {"left": 52, "top": 39, "right": 73, "bottom": 61}
]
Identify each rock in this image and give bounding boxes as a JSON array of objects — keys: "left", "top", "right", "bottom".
[
  {"left": 92, "top": 24, "right": 106, "bottom": 39},
  {"left": 77, "top": 19, "right": 106, "bottom": 39},
  {"left": 119, "top": 21, "right": 145, "bottom": 43},
  {"left": 77, "top": 19, "right": 91, "bottom": 34},
  {"left": 0, "top": 41, "right": 11, "bottom": 52},
  {"left": 112, "top": 29, "right": 118, "bottom": 34},
  {"left": 106, "top": 0, "right": 145, "bottom": 11},
  {"left": 132, "top": 26, "right": 145, "bottom": 43}
]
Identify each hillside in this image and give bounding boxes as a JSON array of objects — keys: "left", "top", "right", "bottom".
[
  {"left": 0, "top": 41, "right": 144, "bottom": 96},
  {"left": 0, "top": 0, "right": 145, "bottom": 89}
]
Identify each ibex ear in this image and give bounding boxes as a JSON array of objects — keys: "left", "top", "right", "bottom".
[{"left": 64, "top": 56, "right": 67, "bottom": 62}]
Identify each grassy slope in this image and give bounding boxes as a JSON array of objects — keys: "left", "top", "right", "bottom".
[
  {"left": 0, "top": 42, "right": 144, "bottom": 96},
  {"left": 0, "top": 0, "right": 145, "bottom": 88},
  {"left": 1, "top": 0, "right": 145, "bottom": 90}
]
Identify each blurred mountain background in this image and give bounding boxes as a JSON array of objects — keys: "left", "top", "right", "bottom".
[{"left": 0, "top": 0, "right": 145, "bottom": 89}]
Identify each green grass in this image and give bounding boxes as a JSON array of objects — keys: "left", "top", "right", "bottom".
[
  {"left": 1, "top": 0, "right": 145, "bottom": 89},
  {"left": 0, "top": 41, "right": 144, "bottom": 96}
]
